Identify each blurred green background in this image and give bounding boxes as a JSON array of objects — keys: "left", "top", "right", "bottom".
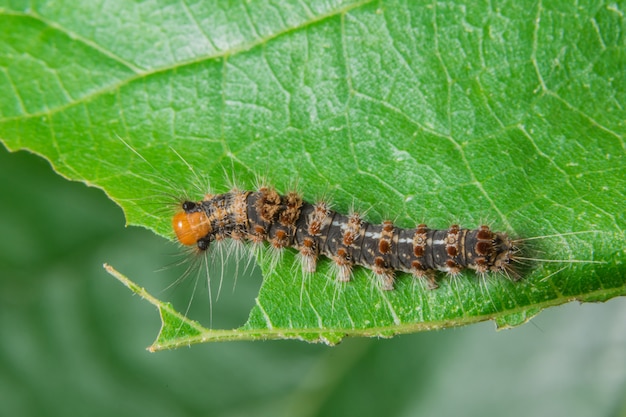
[{"left": 2, "top": 145, "right": 626, "bottom": 416}]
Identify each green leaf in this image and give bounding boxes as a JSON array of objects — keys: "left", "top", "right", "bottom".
[{"left": 2, "top": 0, "right": 625, "bottom": 349}]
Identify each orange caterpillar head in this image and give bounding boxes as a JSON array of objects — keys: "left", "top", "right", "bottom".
[{"left": 172, "top": 202, "right": 211, "bottom": 248}]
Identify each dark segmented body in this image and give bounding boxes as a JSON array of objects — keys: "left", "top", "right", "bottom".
[{"left": 173, "top": 188, "right": 516, "bottom": 289}]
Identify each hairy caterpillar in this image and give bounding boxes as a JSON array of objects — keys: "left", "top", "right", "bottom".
[
  {"left": 113, "top": 136, "right": 602, "bottom": 292},
  {"left": 172, "top": 187, "right": 521, "bottom": 290}
]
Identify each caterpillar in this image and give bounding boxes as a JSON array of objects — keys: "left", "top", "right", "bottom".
[{"left": 172, "top": 187, "right": 519, "bottom": 290}]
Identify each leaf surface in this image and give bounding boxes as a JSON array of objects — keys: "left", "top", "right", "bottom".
[{"left": 2, "top": 0, "right": 625, "bottom": 348}]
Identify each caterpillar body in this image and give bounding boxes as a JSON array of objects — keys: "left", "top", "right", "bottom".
[{"left": 172, "top": 187, "right": 518, "bottom": 290}]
